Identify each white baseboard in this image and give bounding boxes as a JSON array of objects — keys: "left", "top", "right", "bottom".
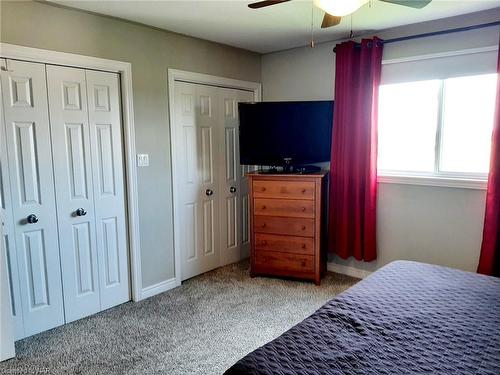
[
  {"left": 327, "top": 263, "right": 373, "bottom": 279},
  {"left": 140, "top": 277, "right": 180, "bottom": 300}
]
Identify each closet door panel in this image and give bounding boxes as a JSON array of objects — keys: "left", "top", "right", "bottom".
[
  {"left": 174, "top": 82, "right": 221, "bottom": 280},
  {"left": 47, "top": 65, "right": 101, "bottom": 323},
  {"left": 219, "top": 88, "right": 254, "bottom": 266},
  {"left": 237, "top": 91, "right": 256, "bottom": 260},
  {"left": 86, "top": 70, "right": 129, "bottom": 309},
  {"left": 0, "top": 59, "right": 25, "bottom": 339},
  {"left": 0, "top": 59, "right": 64, "bottom": 337}
]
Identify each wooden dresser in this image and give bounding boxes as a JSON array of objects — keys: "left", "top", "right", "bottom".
[{"left": 248, "top": 172, "right": 327, "bottom": 285}]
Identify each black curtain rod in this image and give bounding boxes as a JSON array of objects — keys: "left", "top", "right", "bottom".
[{"left": 332, "top": 20, "right": 500, "bottom": 52}]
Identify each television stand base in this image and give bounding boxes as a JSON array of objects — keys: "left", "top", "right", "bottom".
[
  {"left": 258, "top": 165, "right": 322, "bottom": 175},
  {"left": 294, "top": 165, "right": 322, "bottom": 174}
]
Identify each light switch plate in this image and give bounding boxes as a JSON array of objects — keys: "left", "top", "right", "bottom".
[{"left": 137, "top": 154, "right": 149, "bottom": 167}]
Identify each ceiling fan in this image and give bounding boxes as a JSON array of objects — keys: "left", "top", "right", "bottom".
[{"left": 248, "top": 0, "right": 432, "bottom": 28}]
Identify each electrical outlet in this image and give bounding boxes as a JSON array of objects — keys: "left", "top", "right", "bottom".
[{"left": 137, "top": 154, "right": 149, "bottom": 167}]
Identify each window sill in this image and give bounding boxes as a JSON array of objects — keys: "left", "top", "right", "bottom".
[{"left": 377, "top": 174, "right": 487, "bottom": 190}]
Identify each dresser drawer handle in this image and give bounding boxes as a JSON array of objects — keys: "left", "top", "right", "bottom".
[
  {"left": 301, "top": 189, "right": 307, "bottom": 193},
  {"left": 261, "top": 223, "right": 267, "bottom": 228},
  {"left": 262, "top": 205, "right": 266, "bottom": 210},
  {"left": 262, "top": 240, "right": 267, "bottom": 246},
  {"left": 301, "top": 260, "right": 306, "bottom": 267},
  {"left": 301, "top": 225, "right": 306, "bottom": 230},
  {"left": 301, "top": 243, "right": 306, "bottom": 249},
  {"left": 261, "top": 187, "right": 266, "bottom": 192},
  {"left": 301, "top": 207, "right": 306, "bottom": 212}
]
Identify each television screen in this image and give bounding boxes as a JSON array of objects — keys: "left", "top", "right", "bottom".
[{"left": 238, "top": 101, "right": 333, "bottom": 166}]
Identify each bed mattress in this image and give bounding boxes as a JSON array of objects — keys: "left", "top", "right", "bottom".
[{"left": 225, "top": 260, "right": 500, "bottom": 375}]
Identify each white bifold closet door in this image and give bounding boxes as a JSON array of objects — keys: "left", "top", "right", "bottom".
[
  {"left": 0, "top": 59, "right": 129, "bottom": 338},
  {"left": 0, "top": 58, "right": 25, "bottom": 340},
  {"left": 46, "top": 66, "right": 100, "bottom": 322},
  {"left": 174, "top": 82, "right": 221, "bottom": 280},
  {"left": 0, "top": 59, "right": 65, "bottom": 337},
  {"left": 46, "top": 66, "right": 129, "bottom": 323},
  {"left": 219, "top": 87, "right": 255, "bottom": 265},
  {"left": 173, "top": 81, "right": 253, "bottom": 281},
  {"left": 85, "top": 70, "right": 129, "bottom": 311}
]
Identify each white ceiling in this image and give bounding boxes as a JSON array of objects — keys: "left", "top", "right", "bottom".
[{"left": 48, "top": 0, "right": 500, "bottom": 53}]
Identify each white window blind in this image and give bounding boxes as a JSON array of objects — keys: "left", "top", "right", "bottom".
[{"left": 381, "top": 48, "right": 498, "bottom": 85}]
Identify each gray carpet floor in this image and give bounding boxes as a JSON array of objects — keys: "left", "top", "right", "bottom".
[{"left": 1, "top": 260, "right": 358, "bottom": 375}]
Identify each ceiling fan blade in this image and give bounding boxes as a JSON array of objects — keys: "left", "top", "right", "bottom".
[
  {"left": 321, "top": 13, "right": 342, "bottom": 28},
  {"left": 379, "top": 0, "right": 432, "bottom": 9},
  {"left": 248, "top": 0, "right": 291, "bottom": 9}
]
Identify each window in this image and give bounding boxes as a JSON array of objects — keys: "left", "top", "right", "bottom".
[{"left": 378, "top": 73, "right": 497, "bottom": 184}]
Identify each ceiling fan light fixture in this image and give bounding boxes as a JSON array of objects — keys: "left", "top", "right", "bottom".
[{"left": 314, "top": 0, "right": 369, "bottom": 17}]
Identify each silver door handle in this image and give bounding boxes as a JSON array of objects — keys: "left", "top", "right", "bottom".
[{"left": 26, "top": 214, "right": 38, "bottom": 224}]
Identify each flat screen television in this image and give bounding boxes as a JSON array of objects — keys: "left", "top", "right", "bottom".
[{"left": 238, "top": 101, "right": 333, "bottom": 167}]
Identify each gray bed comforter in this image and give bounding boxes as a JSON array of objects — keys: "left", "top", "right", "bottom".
[{"left": 225, "top": 260, "right": 500, "bottom": 374}]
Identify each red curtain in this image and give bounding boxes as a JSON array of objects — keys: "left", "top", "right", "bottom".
[
  {"left": 477, "top": 45, "right": 500, "bottom": 277},
  {"left": 328, "top": 38, "right": 383, "bottom": 262}
]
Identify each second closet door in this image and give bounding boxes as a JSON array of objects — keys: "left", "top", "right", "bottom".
[
  {"left": 174, "top": 81, "right": 255, "bottom": 280},
  {"left": 174, "top": 82, "right": 222, "bottom": 280},
  {"left": 219, "top": 88, "right": 254, "bottom": 266}
]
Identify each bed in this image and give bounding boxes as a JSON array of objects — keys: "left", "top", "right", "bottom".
[{"left": 225, "top": 260, "right": 500, "bottom": 375}]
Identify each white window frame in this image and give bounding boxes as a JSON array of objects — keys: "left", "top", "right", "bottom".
[
  {"left": 378, "top": 48, "right": 498, "bottom": 190},
  {"left": 377, "top": 172, "right": 488, "bottom": 190}
]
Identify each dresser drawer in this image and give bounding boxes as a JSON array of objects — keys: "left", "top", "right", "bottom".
[
  {"left": 254, "top": 198, "right": 315, "bottom": 218},
  {"left": 255, "top": 233, "right": 314, "bottom": 255},
  {"left": 253, "top": 180, "right": 315, "bottom": 200},
  {"left": 254, "top": 251, "right": 314, "bottom": 273},
  {"left": 254, "top": 216, "right": 314, "bottom": 237}
]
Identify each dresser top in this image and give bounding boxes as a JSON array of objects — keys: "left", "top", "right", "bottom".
[{"left": 247, "top": 171, "right": 328, "bottom": 178}]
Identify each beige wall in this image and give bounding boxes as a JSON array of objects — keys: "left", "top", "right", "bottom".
[
  {"left": 0, "top": 0, "right": 261, "bottom": 288},
  {"left": 262, "top": 9, "right": 500, "bottom": 275}
]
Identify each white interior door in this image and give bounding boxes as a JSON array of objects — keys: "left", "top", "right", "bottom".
[
  {"left": 0, "top": 214, "right": 15, "bottom": 360},
  {"left": 46, "top": 65, "right": 101, "bottom": 323},
  {"left": 174, "top": 81, "right": 221, "bottom": 280},
  {"left": 0, "top": 59, "right": 129, "bottom": 338},
  {"left": 86, "top": 70, "right": 129, "bottom": 310},
  {"left": 0, "top": 59, "right": 24, "bottom": 340},
  {"left": 47, "top": 66, "right": 129, "bottom": 319},
  {"left": 219, "top": 88, "right": 254, "bottom": 266},
  {"left": 0, "top": 58, "right": 16, "bottom": 360},
  {"left": 236, "top": 92, "right": 256, "bottom": 260},
  {"left": 173, "top": 80, "right": 255, "bottom": 280},
  {"left": 0, "top": 59, "right": 64, "bottom": 337}
]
